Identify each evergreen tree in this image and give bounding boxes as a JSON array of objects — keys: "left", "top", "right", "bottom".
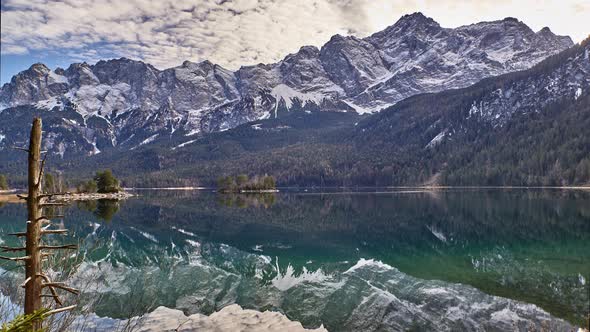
[
  {"left": 44, "top": 173, "right": 55, "bottom": 193},
  {"left": 236, "top": 174, "right": 249, "bottom": 187},
  {"left": 94, "top": 170, "right": 120, "bottom": 193},
  {"left": 0, "top": 174, "right": 8, "bottom": 190}
]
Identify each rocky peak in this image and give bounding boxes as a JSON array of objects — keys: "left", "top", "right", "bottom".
[
  {"left": 64, "top": 62, "right": 100, "bottom": 86},
  {"left": 535, "top": 27, "right": 574, "bottom": 49},
  {"left": 92, "top": 58, "right": 158, "bottom": 85},
  {"left": 0, "top": 62, "right": 70, "bottom": 107},
  {"left": 285, "top": 46, "right": 320, "bottom": 61},
  {"left": 371, "top": 12, "right": 441, "bottom": 40},
  {"left": 320, "top": 33, "right": 388, "bottom": 95},
  {"left": 28, "top": 63, "right": 51, "bottom": 76},
  {"left": 395, "top": 12, "right": 440, "bottom": 29}
]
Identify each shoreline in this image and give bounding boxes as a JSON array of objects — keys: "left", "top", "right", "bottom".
[
  {"left": 48, "top": 192, "right": 135, "bottom": 202},
  {"left": 122, "top": 185, "right": 590, "bottom": 191},
  {"left": 3, "top": 186, "right": 589, "bottom": 203},
  {"left": 125, "top": 187, "right": 209, "bottom": 190},
  {"left": 0, "top": 191, "right": 134, "bottom": 204}
]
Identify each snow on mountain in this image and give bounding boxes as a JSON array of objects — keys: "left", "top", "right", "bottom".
[
  {"left": 463, "top": 42, "right": 590, "bottom": 128},
  {"left": 0, "top": 13, "right": 574, "bottom": 157}
]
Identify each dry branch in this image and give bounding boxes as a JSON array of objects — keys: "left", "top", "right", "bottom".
[
  {"left": 39, "top": 244, "right": 77, "bottom": 250},
  {"left": 1, "top": 246, "right": 26, "bottom": 252},
  {"left": 36, "top": 154, "right": 47, "bottom": 187},
  {"left": 8, "top": 229, "right": 68, "bottom": 237},
  {"left": 38, "top": 192, "right": 72, "bottom": 199},
  {"left": 11, "top": 146, "right": 30, "bottom": 152},
  {"left": 21, "top": 277, "right": 33, "bottom": 288},
  {"left": 0, "top": 255, "right": 31, "bottom": 261},
  {"left": 40, "top": 202, "right": 68, "bottom": 207},
  {"left": 37, "top": 274, "right": 63, "bottom": 306},
  {"left": 42, "top": 282, "right": 80, "bottom": 295},
  {"left": 42, "top": 229, "right": 69, "bottom": 235},
  {"left": 45, "top": 305, "right": 76, "bottom": 316},
  {"left": 40, "top": 215, "right": 65, "bottom": 220}
]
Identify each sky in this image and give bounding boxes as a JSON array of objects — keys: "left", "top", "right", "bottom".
[{"left": 1, "top": 0, "right": 589, "bottom": 84}]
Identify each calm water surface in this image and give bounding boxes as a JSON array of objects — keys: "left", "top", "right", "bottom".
[{"left": 1, "top": 189, "right": 589, "bottom": 331}]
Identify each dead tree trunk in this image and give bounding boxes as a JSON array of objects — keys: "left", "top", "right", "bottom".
[
  {"left": 1, "top": 118, "right": 79, "bottom": 330},
  {"left": 25, "top": 118, "right": 43, "bottom": 329}
]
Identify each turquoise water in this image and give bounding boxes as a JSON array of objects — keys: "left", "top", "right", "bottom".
[{"left": 1, "top": 189, "right": 588, "bottom": 331}]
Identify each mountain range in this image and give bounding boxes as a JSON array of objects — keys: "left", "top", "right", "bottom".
[{"left": 0, "top": 13, "right": 587, "bottom": 187}]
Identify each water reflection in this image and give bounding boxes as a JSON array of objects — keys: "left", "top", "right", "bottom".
[
  {"left": 77, "top": 199, "right": 121, "bottom": 221},
  {"left": 0, "top": 189, "right": 588, "bottom": 330},
  {"left": 217, "top": 193, "right": 277, "bottom": 208}
]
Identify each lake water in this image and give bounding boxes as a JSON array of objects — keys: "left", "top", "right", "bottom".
[{"left": 1, "top": 189, "right": 589, "bottom": 331}]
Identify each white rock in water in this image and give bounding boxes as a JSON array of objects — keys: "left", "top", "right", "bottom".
[{"left": 132, "top": 305, "right": 327, "bottom": 332}]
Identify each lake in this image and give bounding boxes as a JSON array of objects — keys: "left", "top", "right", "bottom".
[{"left": 1, "top": 189, "right": 589, "bottom": 331}]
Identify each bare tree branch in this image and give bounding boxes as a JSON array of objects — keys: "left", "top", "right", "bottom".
[
  {"left": 42, "top": 229, "right": 69, "bottom": 235},
  {"left": 0, "top": 255, "right": 31, "bottom": 261},
  {"left": 36, "top": 153, "right": 47, "bottom": 188},
  {"left": 37, "top": 274, "right": 63, "bottom": 306},
  {"left": 45, "top": 305, "right": 76, "bottom": 316},
  {"left": 20, "top": 277, "right": 33, "bottom": 288},
  {"left": 40, "top": 202, "right": 68, "bottom": 207},
  {"left": 40, "top": 244, "right": 78, "bottom": 250},
  {"left": 38, "top": 192, "right": 72, "bottom": 199},
  {"left": 11, "top": 146, "right": 30, "bottom": 152},
  {"left": 38, "top": 215, "right": 65, "bottom": 220},
  {"left": 0, "top": 246, "right": 26, "bottom": 252},
  {"left": 42, "top": 282, "right": 80, "bottom": 295}
]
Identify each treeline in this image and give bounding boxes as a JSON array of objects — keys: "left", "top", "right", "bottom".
[
  {"left": 0, "top": 170, "right": 122, "bottom": 192},
  {"left": 0, "top": 174, "right": 8, "bottom": 190},
  {"left": 217, "top": 174, "right": 276, "bottom": 192}
]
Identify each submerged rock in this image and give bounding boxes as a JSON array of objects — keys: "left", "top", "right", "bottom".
[{"left": 72, "top": 305, "right": 327, "bottom": 332}]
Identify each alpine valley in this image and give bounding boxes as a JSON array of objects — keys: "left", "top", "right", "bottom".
[{"left": 0, "top": 13, "right": 588, "bottom": 187}]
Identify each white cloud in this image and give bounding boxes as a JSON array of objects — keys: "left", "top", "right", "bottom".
[{"left": 0, "top": 0, "right": 587, "bottom": 70}]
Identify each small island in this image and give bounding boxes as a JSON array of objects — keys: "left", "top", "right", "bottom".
[
  {"left": 51, "top": 170, "right": 133, "bottom": 202},
  {"left": 217, "top": 174, "right": 278, "bottom": 193},
  {"left": 0, "top": 170, "right": 133, "bottom": 203}
]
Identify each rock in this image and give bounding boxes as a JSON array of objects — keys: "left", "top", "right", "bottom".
[{"left": 131, "top": 305, "right": 327, "bottom": 332}]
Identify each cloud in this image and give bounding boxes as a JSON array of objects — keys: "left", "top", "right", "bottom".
[{"left": 0, "top": 0, "right": 588, "bottom": 71}]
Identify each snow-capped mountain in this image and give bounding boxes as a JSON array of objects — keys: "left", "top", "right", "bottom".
[
  {"left": 0, "top": 13, "right": 573, "bottom": 157},
  {"left": 359, "top": 37, "right": 589, "bottom": 145}
]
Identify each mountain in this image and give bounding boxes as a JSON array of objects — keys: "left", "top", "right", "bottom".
[
  {"left": 0, "top": 13, "right": 573, "bottom": 159},
  {"left": 2, "top": 36, "right": 585, "bottom": 188}
]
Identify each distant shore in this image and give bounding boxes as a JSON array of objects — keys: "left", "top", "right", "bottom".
[
  {"left": 0, "top": 190, "right": 134, "bottom": 203},
  {"left": 390, "top": 185, "right": 590, "bottom": 190},
  {"left": 3, "top": 186, "right": 589, "bottom": 203},
  {"left": 125, "top": 187, "right": 208, "bottom": 190},
  {"left": 234, "top": 189, "right": 279, "bottom": 193},
  {"left": 0, "top": 190, "right": 20, "bottom": 203},
  {"left": 127, "top": 185, "right": 590, "bottom": 191},
  {"left": 48, "top": 192, "right": 134, "bottom": 202}
]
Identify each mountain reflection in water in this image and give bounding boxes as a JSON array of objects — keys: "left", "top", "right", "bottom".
[{"left": 0, "top": 189, "right": 588, "bottom": 330}]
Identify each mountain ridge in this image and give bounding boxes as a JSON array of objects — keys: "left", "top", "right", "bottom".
[
  {"left": 2, "top": 36, "right": 586, "bottom": 188},
  {"left": 0, "top": 13, "right": 575, "bottom": 160}
]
